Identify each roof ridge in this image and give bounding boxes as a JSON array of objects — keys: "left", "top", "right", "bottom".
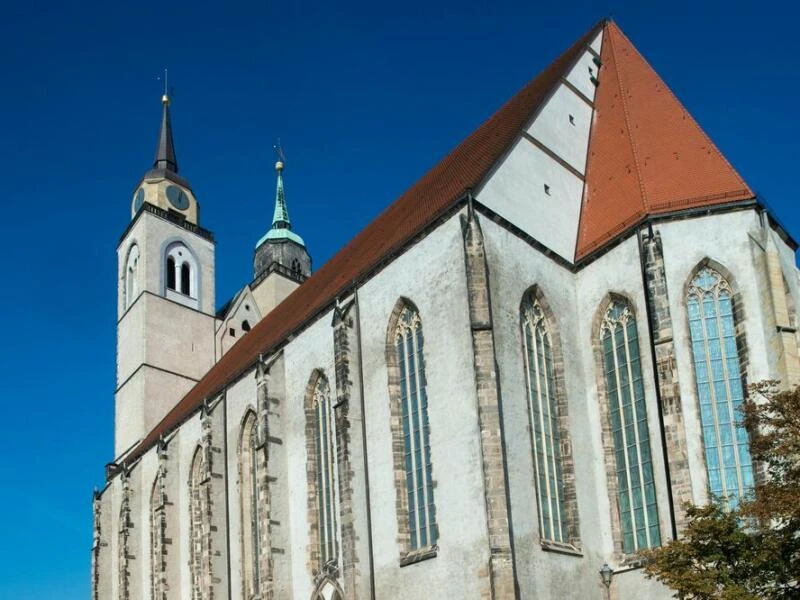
[
  {"left": 608, "top": 24, "right": 649, "bottom": 209},
  {"left": 615, "top": 25, "right": 752, "bottom": 196}
]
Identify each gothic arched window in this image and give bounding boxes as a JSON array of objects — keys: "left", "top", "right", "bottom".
[
  {"left": 239, "top": 411, "right": 262, "bottom": 597},
  {"left": 600, "top": 299, "right": 660, "bottom": 553},
  {"left": 125, "top": 244, "right": 139, "bottom": 310},
  {"left": 687, "top": 266, "right": 753, "bottom": 507},
  {"left": 189, "top": 447, "right": 210, "bottom": 600},
  {"left": 312, "top": 374, "right": 337, "bottom": 565},
  {"left": 391, "top": 303, "right": 437, "bottom": 552},
  {"left": 521, "top": 293, "right": 570, "bottom": 544}
]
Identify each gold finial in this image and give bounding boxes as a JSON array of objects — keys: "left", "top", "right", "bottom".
[{"left": 274, "top": 139, "right": 286, "bottom": 171}]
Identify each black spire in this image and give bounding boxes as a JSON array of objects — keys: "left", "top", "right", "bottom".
[{"left": 153, "top": 95, "right": 178, "bottom": 173}]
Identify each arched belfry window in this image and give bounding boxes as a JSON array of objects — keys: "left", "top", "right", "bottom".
[
  {"left": 239, "top": 411, "right": 262, "bottom": 597},
  {"left": 189, "top": 447, "right": 210, "bottom": 600},
  {"left": 124, "top": 244, "right": 140, "bottom": 310},
  {"left": 687, "top": 265, "right": 753, "bottom": 507},
  {"left": 521, "top": 290, "right": 577, "bottom": 545},
  {"left": 387, "top": 301, "right": 438, "bottom": 554},
  {"left": 599, "top": 298, "right": 660, "bottom": 553},
  {"left": 164, "top": 242, "right": 198, "bottom": 305}
]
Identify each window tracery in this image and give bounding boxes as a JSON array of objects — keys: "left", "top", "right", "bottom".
[
  {"left": 687, "top": 266, "right": 753, "bottom": 507},
  {"left": 521, "top": 295, "right": 569, "bottom": 543},
  {"left": 393, "top": 304, "right": 437, "bottom": 552},
  {"left": 600, "top": 299, "right": 660, "bottom": 553}
]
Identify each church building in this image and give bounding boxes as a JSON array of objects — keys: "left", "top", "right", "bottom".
[{"left": 92, "top": 19, "right": 800, "bottom": 599}]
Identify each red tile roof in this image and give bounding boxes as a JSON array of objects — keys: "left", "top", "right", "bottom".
[
  {"left": 121, "top": 20, "right": 602, "bottom": 468},
  {"left": 119, "top": 19, "right": 755, "bottom": 469},
  {"left": 577, "top": 22, "right": 753, "bottom": 258}
]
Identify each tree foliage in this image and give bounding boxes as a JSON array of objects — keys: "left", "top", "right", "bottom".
[{"left": 642, "top": 382, "right": 800, "bottom": 599}]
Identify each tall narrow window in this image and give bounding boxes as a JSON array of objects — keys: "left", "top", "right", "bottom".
[
  {"left": 522, "top": 295, "right": 568, "bottom": 543},
  {"left": 189, "top": 448, "right": 209, "bottom": 600},
  {"left": 600, "top": 300, "right": 660, "bottom": 553},
  {"left": 181, "top": 263, "right": 191, "bottom": 295},
  {"left": 394, "top": 305, "right": 437, "bottom": 551},
  {"left": 687, "top": 266, "right": 753, "bottom": 507},
  {"left": 239, "top": 411, "right": 261, "bottom": 597},
  {"left": 118, "top": 502, "right": 129, "bottom": 600},
  {"left": 166, "top": 257, "right": 176, "bottom": 291},
  {"left": 313, "top": 376, "right": 336, "bottom": 564}
]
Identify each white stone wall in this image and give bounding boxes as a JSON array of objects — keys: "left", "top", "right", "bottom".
[{"left": 98, "top": 200, "right": 796, "bottom": 599}]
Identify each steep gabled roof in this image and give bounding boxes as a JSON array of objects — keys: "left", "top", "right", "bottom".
[
  {"left": 119, "top": 19, "right": 757, "bottom": 468},
  {"left": 577, "top": 21, "right": 753, "bottom": 258},
  {"left": 121, "top": 21, "right": 602, "bottom": 468}
]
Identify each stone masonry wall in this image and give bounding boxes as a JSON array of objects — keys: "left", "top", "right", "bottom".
[{"left": 460, "top": 209, "right": 517, "bottom": 599}]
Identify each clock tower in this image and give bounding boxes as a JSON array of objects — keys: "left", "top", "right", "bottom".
[{"left": 114, "top": 92, "right": 217, "bottom": 458}]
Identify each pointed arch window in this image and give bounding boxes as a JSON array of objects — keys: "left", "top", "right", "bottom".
[
  {"left": 313, "top": 375, "right": 337, "bottom": 564},
  {"left": 239, "top": 411, "right": 262, "bottom": 597},
  {"left": 600, "top": 300, "right": 660, "bottom": 553},
  {"left": 394, "top": 304, "right": 437, "bottom": 551},
  {"left": 687, "top": 267, "right": 753, "bottom": 507},
  {"left": 522, "top": 295, "right": 569, "bottom": 543},
  {"left": 189, "top": 448, "right": 210, "bottom": 600}
]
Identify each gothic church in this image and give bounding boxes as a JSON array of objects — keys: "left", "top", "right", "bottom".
[{"left": 92, "top": 19, "right": 800, "bottom": 599}]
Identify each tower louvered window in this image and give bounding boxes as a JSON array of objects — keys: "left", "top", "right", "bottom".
[
  {"left": 600, "top": 300, "right": 660, "bottom": 553},
  {"left": 395, "top": 306, "right": 437, "bottom": 550},
  {"left": 313, "top": 376, "right": 337, "bottom": 564},
  {"left": 239, "top": 411, "right": 261, "bottom": 596},
  {"left": 522, "top": 297, "right": 568, "bottom": 543},
  {"left": 687, "top": 267, "right": 753, "bottom": 507}
]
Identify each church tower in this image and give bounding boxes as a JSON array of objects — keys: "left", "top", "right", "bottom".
[
  {"left": 114, "top": 91, "right": 217, "bottom": 458},
  {"left": 251, "top": 158, "right": 311, "bottom": 315}
]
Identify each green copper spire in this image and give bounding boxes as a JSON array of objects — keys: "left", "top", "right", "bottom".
[
  {"left": 256, "top": 160, "right": 305, "bottom": 249},
  {"left": 271, "top": 161, "right": 290, "bottom": 229}
]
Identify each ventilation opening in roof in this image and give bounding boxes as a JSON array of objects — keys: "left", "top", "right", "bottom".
[{"left": 544, "top": 184, "right": 551, "bottom": 196}]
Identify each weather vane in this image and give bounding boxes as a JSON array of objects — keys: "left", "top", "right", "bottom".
[
  {"left": 274, "top": 139, "right": 286, "bottom": 171},
  {"left": 157, "top": 68, "right": 174, "bottom": 103}
]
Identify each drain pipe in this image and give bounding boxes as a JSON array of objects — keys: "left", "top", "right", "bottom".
[
  {"left": 637, "top": 224, "right": 678, "bottom": 541},
  {"left": 354, "top": 284, "right": 376, "bottom": 599},
  {"left": 223, "top": 395, "right": 232, "bottom": 600}
]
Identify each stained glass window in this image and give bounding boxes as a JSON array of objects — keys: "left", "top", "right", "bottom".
[
  {"left": 395, "top": 306, "right": 437, "bottom": 550},
  {"left": 600, "top": 300, "right": 661, "bottom": 553},
  {"left": 522, "top": 296, "right": 568, "bottom": 543},
  {"left": 687, "top": 267, "right": 753, "bottom": 508}
]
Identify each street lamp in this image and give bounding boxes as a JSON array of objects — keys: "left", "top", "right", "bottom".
[{"left": 599, "top": 563, "right": 614, "bottom": 600}]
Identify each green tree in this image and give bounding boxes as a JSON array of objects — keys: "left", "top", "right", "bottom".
[{"left": 642, "top": 382, "right": 800, "bottom": 599}]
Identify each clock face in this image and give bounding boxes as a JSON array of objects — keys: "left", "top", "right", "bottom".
[
  {"left": 166, "top": 185, "right": 189, "bottom": 210},
  {"left": 133, "top": 188, "right": 145, "bottom": 212}
]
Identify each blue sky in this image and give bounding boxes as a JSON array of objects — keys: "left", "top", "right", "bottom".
[{"left": 0, "top": 1, "right": 796, "bottom": 597}]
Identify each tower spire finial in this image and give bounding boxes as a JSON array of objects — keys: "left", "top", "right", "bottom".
[
  {"left": 271, "top": 141, "right": 290, "bottom": 229},
  {"left": 153, "top": 69, "right": 178, "bottom": 173}
]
